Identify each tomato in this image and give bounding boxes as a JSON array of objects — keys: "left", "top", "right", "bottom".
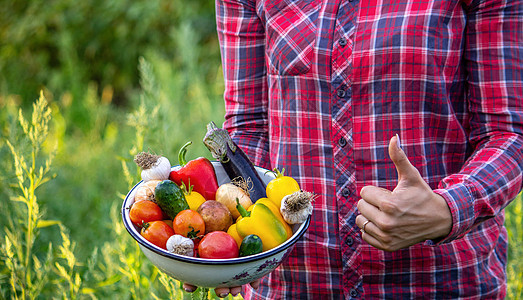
[
  {"left": 141, "top": 221, "right": 175, "bottom": 250},
  {"left": 129, "top": 200, "right": 164, "bottom": 226},
  {"left": 266, "top": 168, "right": 300, "bottom": 209},
  {"left": 172, "top": 210, "right": 206, "bottom": 240},
  {"left": 198, "top": 231, "right": 239, "bottom": 259}
]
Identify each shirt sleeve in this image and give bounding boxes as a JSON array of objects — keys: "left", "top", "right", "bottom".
[
  {"left": 432, "top": 0, "right": 523, "bottom": 244},
  {"left": 215, "top": 0, "right": 270, "bottom": 169}
]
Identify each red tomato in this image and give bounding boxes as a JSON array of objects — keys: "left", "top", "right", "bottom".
[
  {"left": 141, "top": 221, "right": 175, "bottom": 250},
  {"left": 129, "top": 200, "right": 164, "bottom": 226},
  {"left": 172, "top": 210, "right": 206, "bottom": 240},
  {"left": 198, "top": 231, "right": 239, "bottom": 259}
]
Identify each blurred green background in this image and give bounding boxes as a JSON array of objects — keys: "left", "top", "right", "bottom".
[{"left": 0, "top": 0, "right": 521, "bottom": 299}]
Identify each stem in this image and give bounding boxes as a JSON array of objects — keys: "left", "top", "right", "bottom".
[
  {"left": 265, "top": 167, "right": 285, "bottom": 178},
  {"left": 178, "top": 141, "right": 193, "bottom": 167},
  {"left": 236, "top": 198, "right": 251, "bottom": 218},
  {"left": 25, "top": 146, "right": 37, "bottom": 288},
  {"left": 201, "top": 287, "right": 209, "bottom": 299},
  {"left": 203, "top": 121, "right": 236, "bottom": 162}
]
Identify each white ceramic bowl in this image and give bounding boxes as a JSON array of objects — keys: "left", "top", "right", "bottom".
[{"left": 122, "top": 162, "right": 310, "bottom": 288}]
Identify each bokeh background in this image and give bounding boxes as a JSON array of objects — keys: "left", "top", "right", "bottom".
[{"left": 1, "top": 0, "right": 521, "bottom": 299}]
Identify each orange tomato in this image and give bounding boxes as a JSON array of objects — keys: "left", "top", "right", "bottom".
[
  {"left": 172, "top": 209, "right": 206, "bottom": 240},
  {"left": 140, "top": 221, "right": 175, "bottom": 250},
  {"left": 129, "top": 200, "right": 164, "bottom": 227}
]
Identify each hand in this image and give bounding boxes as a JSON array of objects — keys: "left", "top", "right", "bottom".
[
  {"left": 182, "top": 279, "right": 261, "bottom": 298},
  {"left": 356, "top": 135, "right": 452, "bottom": 251}
]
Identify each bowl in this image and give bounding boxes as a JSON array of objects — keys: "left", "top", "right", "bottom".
[{"left": 121, "top": 161, "right": 310, "bottom": 288}]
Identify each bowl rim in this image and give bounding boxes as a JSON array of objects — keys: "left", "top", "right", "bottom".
[{"left": 121, "top": 165, "right": 311, "bottom": 265}]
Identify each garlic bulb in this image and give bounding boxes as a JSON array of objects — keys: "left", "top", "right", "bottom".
[
  {"left": 166, "top": 234, "right": 195, "bottom": 257},
  {"left": 134, "top": 152, "right": 171, "bottom": 181},
  {"left": 134, "top": 180, "right": 161, "bottom": 202},
  {"left": 280, "top": 190, "right": 315, "bottom": 224}
]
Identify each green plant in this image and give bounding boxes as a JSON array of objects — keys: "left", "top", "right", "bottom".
[
  {"left": 506, "top": 192, "right": 523, "bottom": 298},
  {"left": 0, "top": 0, "right": 220, "bottom": 108},
  {"left": 0, "top": 93, "right": 94, "bottom": 299},
  {"left": 1, "top": 93, "right": 55, "bottom": 298}
]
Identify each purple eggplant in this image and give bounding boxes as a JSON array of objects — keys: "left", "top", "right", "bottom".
[{"left": 203, "top": 122, "right": 267, "bottom": 202}]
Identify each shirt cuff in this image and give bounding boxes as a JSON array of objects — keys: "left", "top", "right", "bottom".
[{"left": 425, "top": 184, "right": 476, "bottom": 245}]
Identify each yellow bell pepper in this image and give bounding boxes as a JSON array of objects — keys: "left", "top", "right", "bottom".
[
  {"left": 253, "top": 198, "right": 293, "bottom": 239},
  {"left": 235, "top": 199, "right": 291, "bottom": 251},
  {"left": 227, "top": 223, "right": 243, "bottom": 248}
]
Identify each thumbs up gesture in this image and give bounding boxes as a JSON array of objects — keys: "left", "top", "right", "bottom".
[{"left": 356, "top": 135, "right": 452, "bottom": 251}]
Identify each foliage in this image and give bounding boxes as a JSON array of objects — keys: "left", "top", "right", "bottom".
[
  {"left": 506, "top": 192, "right": 523, "bottom": 299},
  {"left": 0, "top": 94, "right": 90, "bottom": 299},
  {"left": 0, "top": 83, "right": 232, "bottom": 299},
  {"left": 0, "top": 0, "right": 220, "bottom": 108}
]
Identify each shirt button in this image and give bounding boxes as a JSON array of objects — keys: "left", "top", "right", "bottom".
[
  {"left": 337, "top": 88, "right": 346, "bottom": 98},
  {"left": 346, "top": 236, "right": 353, "bottom": 246},
  {"left": 339, "top": 38, "right": 347, "bottom": 47},
  {"left": 338, "top": 137, "right": 347, "bottom": 147},
  {"left": 342, "top": 188, "right": 350, "bottom": 197},
  {"left": 350, "top": 289, "right": 359, "bottom": 297}
]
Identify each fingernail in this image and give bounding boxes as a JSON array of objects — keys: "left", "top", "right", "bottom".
[
  {"left": 184, "top": 287, "right": 194, "bottom": 293},
  {"left": 219, "top": 293, "right": 228, "bottom": 298},
  {"left": 396, "top": 133, "right": 402, "bottom": 150}
]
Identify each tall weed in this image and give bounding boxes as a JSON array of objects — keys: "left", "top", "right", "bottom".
[
  {"left": 506, "top": 193, "right": 523, "bottom": 298},
  {"left": 0, "top": 93, "right": 92, "bottom": 298}
]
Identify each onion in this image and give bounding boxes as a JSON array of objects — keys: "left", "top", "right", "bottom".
[
  {"left": 134, "top": 180, "right": 161, "bottom": 202},
  {"left": 215, "top": 183, "right": 252, "bottom": 219}
]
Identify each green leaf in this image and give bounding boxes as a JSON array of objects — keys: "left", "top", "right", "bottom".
[
  {"left": 96, "top": 274, "right": 123, "bottom": 287},
  {"left": 81, "top": 287, "right": 96, "bottom": 294},
  {"left": 36, "top": 220, "right": 61, "bottom": 228}
]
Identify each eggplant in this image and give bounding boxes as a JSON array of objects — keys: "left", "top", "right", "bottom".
[{"left": 203, "top": 122, "right": 267, "bottom": 202}]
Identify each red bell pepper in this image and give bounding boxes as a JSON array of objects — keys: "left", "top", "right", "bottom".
[{"left": 169, "top": 141, "right": 219, "bottom": 201}]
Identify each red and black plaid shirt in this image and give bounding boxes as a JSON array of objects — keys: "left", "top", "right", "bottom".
[{"left": 216, "top": 0, "right": 523, "bottom": 298}]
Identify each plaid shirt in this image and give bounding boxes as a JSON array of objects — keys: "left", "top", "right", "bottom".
[{"left": 215, "top": 0, "right": 523, "bottom": 298}]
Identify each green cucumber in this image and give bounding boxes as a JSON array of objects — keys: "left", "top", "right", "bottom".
[
  {"left": 154, "top": 180, "right": 189, "bottom": 219},
  {"left": 239, "top": 234, "right": 263, "bottom": 257}
]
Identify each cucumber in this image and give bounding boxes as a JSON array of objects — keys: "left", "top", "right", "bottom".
[
  {"left": 239, "top": 234, "right": 263, "bottom": 257},
  {"left": 154, "top": 180, "right": 189, "bottom": 219}
]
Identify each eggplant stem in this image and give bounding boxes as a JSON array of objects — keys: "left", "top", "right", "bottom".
[{"left": 203, "top": 121, "right": 236, "bottom": 161}]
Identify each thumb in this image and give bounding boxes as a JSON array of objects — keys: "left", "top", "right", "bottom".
[{"left": 389, "top": 134, "right": 420, "bottom": 183}]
